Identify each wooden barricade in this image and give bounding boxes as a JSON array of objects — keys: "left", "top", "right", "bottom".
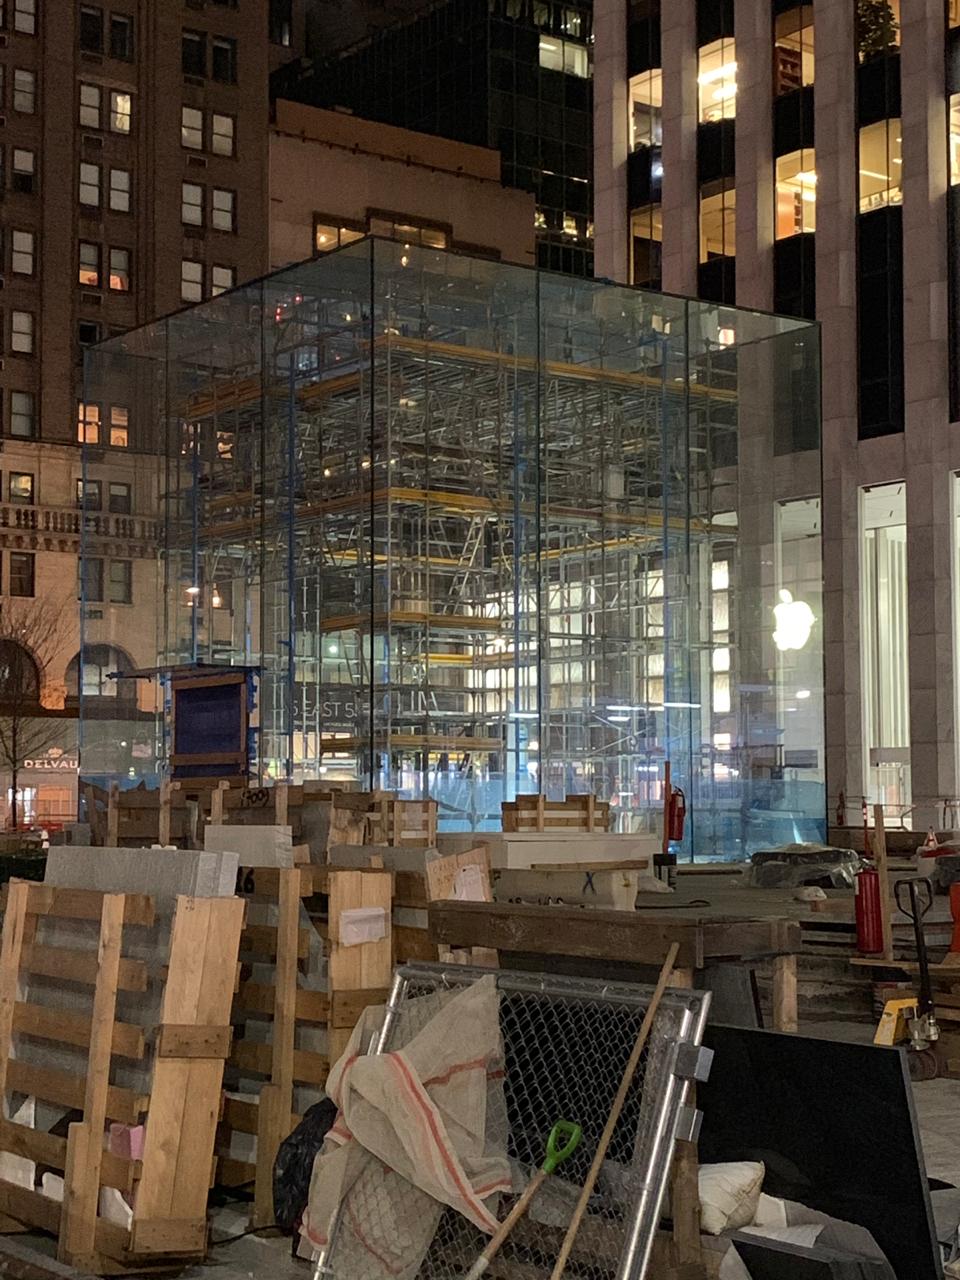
[
  {"left": 0, "top": 880, "right": 243, "bottom": 1273},
  {"left": 501, "top": 793, "right": 610, "bottom": 833}
]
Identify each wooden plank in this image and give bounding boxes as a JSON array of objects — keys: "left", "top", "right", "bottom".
[
  {"left": 0, "top": 1121, "right": 136, "bottom": 1196},
  {"left": 874, "top": 804, "right": 894, "bottom": 962},
  {"left": 13, "top": 1002, "right": 144, "bottom": 1061},
  {"left": 771, "top": 953, "right": 798, "bottom": 1033},
  {"left": 157, "top": 779, "right": 173, "bottom": 848},
  {"left": 394, "top": 925, "right": 440, "bottom": 963},
  {"left": 6, "top": 1062, "right": 147, "bottom": 1126},
  {"left": 221, "top": 1096, "right": 259, "bottom": 1135},
  {"left": 427, "top": 901, "right": 703, "bottom": 968},
  {"left": 20, "top": 944, "right": 147, "bottom": 993},
  {"left": 216, "top": 1156, "right": 256, "bottom": 1189},
  {"left": 241, "top": 924, "right": 312, "bottom": 961},
  {"left": 128, "top": 1218, "right": 207, "bottom": 1256},
  {"left": 327, "top": 869, "right": 393, "bottom": 1062},
  {"left": 331, "top": 988, "right": 391, "bottom": 1029},
  {"left": 106, "top": 783, "right": 120, "bottom": 849},
  {"left": 239, "top": 865, "right": 326, "bottom": 898},
  {"left": 0, "top": 1180, "right": 61, "bottom": 1236},
  {"left": 232, "top": 1040, "right": 328, "bottom": 1087},
  {"left": 236, "top": 982, "right": 329, "bottom": 1023},
  {"left": 425, "top": 847, "right": 492, "bottom": 904},
  {"left": 0, "top": 882, "right": 31, "bottom": 1103},
  {"left": 156, "top": 1025, "right": 232, "bottom": 1059},
  {"left": 22, "top": 884, "right": 154, "bottom": 928}
]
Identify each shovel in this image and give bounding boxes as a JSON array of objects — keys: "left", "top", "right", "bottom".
[{"left": 462, "top": 1120, "right": 582, "bottom": 1280}]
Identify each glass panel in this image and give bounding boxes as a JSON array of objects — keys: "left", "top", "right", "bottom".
[
  {"left": 699, "top": 182, "right": 736, "bottom": 261},
  {"left": 951, "top": 93, "right": 960, "bottom": 186},
  {"left": 951, "top": 0, "right": 960, "bottom": 28},
  {"left": 858, "top": 118, "right": 902, "bottom": 212},
  {"left": 698, "top": 37, "right": 737, "bottom": 123},
  {"left": 630, "top": 203, "right": 663, "bottom": 287},
  {"left": 775, "top": 148, "right": 816, "bottom": 238},
  {"left": 774, "top": 5, "right": 814, "bottom": 95},
  {"left": 860, "top": 482, "right": 910, "bottom": 815},
  {"left": 629, "top": 69, "right": 662, "bottom": 150},
  {"left": 856, "top": 0, "right": 900, "bottom": 62}
]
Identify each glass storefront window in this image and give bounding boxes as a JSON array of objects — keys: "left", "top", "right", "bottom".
[
  {"left": 629, "top": 69, "right": 662, "bottom": 150},
  {"left": 774, "top": 5, "right": 814, "bottom": 95},
  {"left": 699, "top": 181, "right": 736, "bottom": 261},
  {"left": 856, "top": 0, "right": 900, "bottom": 62},
  {"left": 698, "top": 38, "right": 737, "bottom": 123},
  {"left": 538, "top": 35, "right": 589, "bottom": 77},
  {"left": 631, "top": 203, "right": 663, "bottom": 288},
  {"left": 860, "top": 482, "right": 911, "bottom": 813},
  {"left": 951, "top": 93, "right": 960, "bottom": 186},
  {"left": 951, "top": 0, "right": 960, "bottom": 28},
  {"left": 775, "top": 149, "right": 816, "bottom": 238},
  {"left": 858, "top": 119, "right": 902, "bottom": 212}
]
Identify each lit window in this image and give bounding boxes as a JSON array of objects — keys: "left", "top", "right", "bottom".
[
  {"left": 211, "top": 187, "right": 235, "bottom": 232},
  {"left": 698, "top": 38, "right": 737, "bottom": 123},
  {"left": 110, "top": 91, "right": 132, "bottom": 133},
  {"left": 79, "top": 83, "right": 101, "bottom": 129},
  {"left": 181, "top": 105, "right": 203, "bottom": 150},
  {"left": 79, "top": 161, "right": 100, "bottom": 206},
  {"left": 952, "top": 0, "right": 960, "bottom": 28},
  {"left": 79, "top": 241, "right": 100, "bottom": 287},
  {"left": 13, "top": 0, "right": 36, "bottom": 35},
  {"left": 858, "top": 119, "right": 902, "bottom": 212},
  {"left": 12, "top": 148, "right": 35, "bottom": 194},
  {"left": 181, "top": 259, "right": 203, "bottom": 302},
  {"left": 109, "top": 167, "right": 130, "bottom": 212},
  {"left": 211, "top": 112, "right": 235, "bottom": 156},
  {"left": 699, "top": 180, "right": 736, "bottom": 261},
  {"left": 10, "top": 552, "right": 34, "bottom": 598},
  {"left": 856, "top": 0, "right": 899, "bottom": 63},
  {"left": 13, "top": 69, "right": 35, "bottom": 113},
  {"left": 314, "top": 220, "right": 365, "bottom": 253},
  {"left": 109, "top": 559, "right": 132, "bottom": 604},
  {"left": 109, "top": 405, "right": 128, "bottom": 447},
  {"left": 181, "top": 181, "right": 203, "bottom": 227},
  {"left": 11, "top": 230, "right": 34, "bottom": 275},
  {"left": 77, "top": 402, "right": 100, "bottom": 444},
  {"left": 10, "top": 391, "right": 35, "bottom": 439},
  {"left": 775, "top": 149, "right": 816, "bottom": 238},
  {"left": 77, "top": 479, "right": 101, "bottom": 510},
  {"left": 108, "top": 247, "right": 130, "bottom": 291},
  {"left": 8, "top": 472, "right": 32, "bottom": 504},
  {"left": 774, "top": 6, "right": 814, "bottom": 95},
  {"left": 10, "top": 310, "right": 33, "bottom": 354},
  {"left": 211, "top": 265, "right": 235, "bottom": 296},
  {"left": 631, "top": 204, "right": 663, "bottom": 288},
  {"left": 538, "top": 36, "right": 589, "bottom": 77},
  {"left": 951, "top": 94, "right": 960, "bottom": 186},
  {"left": 629, "top": 70, "right": 662, "bottom": 150}
]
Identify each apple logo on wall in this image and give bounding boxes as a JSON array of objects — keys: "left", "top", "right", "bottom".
[{"left": 773, "top": 589, "right": 815, "bottom": 652}]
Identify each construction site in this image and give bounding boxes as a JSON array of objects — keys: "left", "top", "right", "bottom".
[{"left": 0, "top": 241, "right": 952, "bottom": 1280}]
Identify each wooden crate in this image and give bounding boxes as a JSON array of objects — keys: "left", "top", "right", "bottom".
[
  {"left": 501, "top": 794, "right": 611, "bottom": 833},
  {"left": 0, "top": 880, "right": 243, "bottom": 1274}
]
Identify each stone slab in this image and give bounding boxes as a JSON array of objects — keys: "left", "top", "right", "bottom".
[
  {"left": 204, "top": 824, "right": 294, "bottom": 868},
  {"left": 435, "top": 830, "right": 657, "bottom": 870},
  {"left": 44, "top": 846, "right": 238, "bottom": 905}
]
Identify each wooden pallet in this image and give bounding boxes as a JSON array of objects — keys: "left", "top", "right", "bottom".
[
  {"left": 501, "top": 794, "right": 610, "bottom": 833},
  {"left": 217, "top": 864, "right": 392, "bottom": 1226},
  {"left": 0, "top": 880, "right": 243, "bottom": 1274}
]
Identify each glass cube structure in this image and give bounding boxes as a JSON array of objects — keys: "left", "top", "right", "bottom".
[{"left": 82, "top": 239, "right": 823, "bottom": 858}]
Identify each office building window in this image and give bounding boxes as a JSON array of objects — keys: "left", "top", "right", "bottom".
[
  {"left": 951, "top": 94, "right": 960, "bottom": 186},
  {"left": 11, "top": 148, "right": 34, "bottom": 194},
  {"left": 109, "top": 90, "right": 131, "bottom": 133},
  {"left": 10, "top": 391, "right": 34, "bottom": 439},
  {"left": 109, "top": 167, "right": 130, "bottom": 212},
  {"left": 538, "top": 35, "right": 589, "bottom": 77},
  {"left": 79, "top": 241, "right": 100, "bottom": 287},
  {"left": 211, "top": 36, "right": 237, "bottom": 83},
  {"left": 109, "top": 559, "right": 132, "bottom": 604},
  {"left": 313, "top": 219, "right": 366, "bottom": 253},
  {"left": 79, "top": 5, "right": 103, "bottom": 52},
  {"left": 859, "top": 118, "right": 902, "bottom": 212},
  {"left": 181, "top": 181, "right": 203, "bottom": 227},
  {"left": 11, "top": 230, "right": 34, "bottom": 275},
  {"left": 13, "top": 69, "right": 34, "bottom": 113},
  {"left": 629, "top": 69, "right": 662, "bottom": 150},
  {"left": 80, "top": 556, "right": 103, "bottom": 603},
  {"left": 108, "top": 481, "right": 130, "bottom": 514},
  {"left": 211, "top": 264, "right": 234, "bottom": 296},
  {"left": 77, "top": 479, "right": 101, "bottom": 510},
  {"left": 10, "top": 310, "right": 33, "bottom": 354},
  {"left": 211, "top": 187, "right": 235, "bottom": 232},
  {"left": 77, "top": 401, "right": 100, "bottom": 443},
  {"left": 699, "top": 180, "right": 736, "bottom": 261},
  {"left": 270, "top": 0, "right": 292, "bottom": 45},
  {"left": 368, "top": 216, "right": 448, "bottom": 248},
  {"left": 630, "top": 203, "right": 663, "bottom": 288},
  {"left": 856, "top": 0, "right": 899, "bottom": 63},
  {"left": 951, "top": 0, "right": 960, "bottom": 27},
  {"left": 775, "top": 149, "right": 816, "bottom": 238},
  {"left": 8, "top": 472, "right": 32, "bottom": 504},
  {"left": 774, "top": 5, "right": 814, "bottom": 95},
  {"left": 181, "top": 105, "right": 202, "bottom": 150},
  {"left": 182, "top": 29, "right": 206, "bottom": 76},
  {"left": 9, "top": 552, "right": 34, "bottom": 597},
  {"left": 211, "top": 112, "right": 235, "bottom": 156},
  {"left": 109, "top": 405, "right": 128, "bottom": 447},
  {"left": 13, "top": 0, "right": 36, "bottom": 35},
  {"left": 79, "top": 161, "right": 100, "bottom": 206},
  {"left": 698, "top": 38, "right": 736, "bottom": 123},
  {"left": 79, "top": 83, "right": 101, "bottom": 128},
  {"left": 181, "top": 259, "right": 203, "bottom": 301},
  {"left": 110, "top": 13, "right": 133, "bottom": 59},
  {"left": 108, "top": 247, "right": 129, "bottom": 291}
]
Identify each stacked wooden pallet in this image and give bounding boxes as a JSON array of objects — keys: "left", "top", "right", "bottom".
[
  {"left": 501, "top": 793, "right": 611, "bottom": 833},
  {"left": 0, "top": 879, "right": 243, "bottom": 1273}
]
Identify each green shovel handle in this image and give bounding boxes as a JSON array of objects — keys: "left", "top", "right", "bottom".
[{"left": 542, "top": 1120, "right": 582, "bottom": 1175}]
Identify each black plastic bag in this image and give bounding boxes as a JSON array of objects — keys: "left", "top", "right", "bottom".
[{"left": 273, "top": 1097, "right": 338, "bottom": 1233}]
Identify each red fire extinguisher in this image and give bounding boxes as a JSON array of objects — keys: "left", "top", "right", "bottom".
[
  {"left": 667, "top": 786, "right": 686, "bottom": 842},
  {"left": 856, "top": 865, "right": 883, "bottom": 955}
]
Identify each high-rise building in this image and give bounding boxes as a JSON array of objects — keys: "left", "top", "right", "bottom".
[
  {"left": 594, "top": 0, "right": 960, "bottom": 830},
  {"left": 274, "top": 0, "right": 596, "bottom": 275},
  {"left": 0, "top": 1, "right": 287, "bottom": 824}
]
